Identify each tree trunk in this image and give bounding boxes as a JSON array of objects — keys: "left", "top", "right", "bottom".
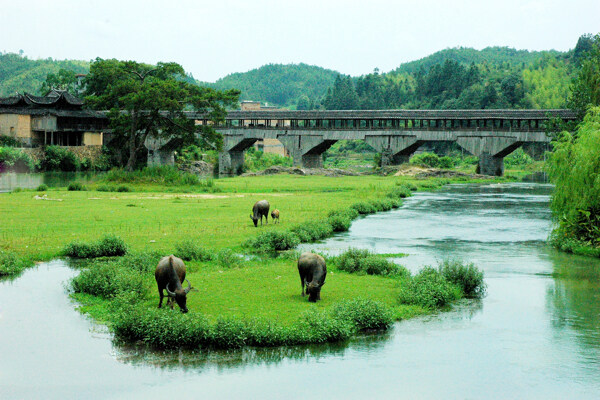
[{"left": 125, "top": 111, "right": 138, "bottom": 172}]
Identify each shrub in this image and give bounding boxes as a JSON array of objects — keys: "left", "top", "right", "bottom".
[
  {"left": 64, "top": 235, "right": 127, "bottom": 258},
  {"left": 327, "top": 214, "right": 352, "bottom": 232},
  {"left": 104, "top": 166, "right": 201, "bottom": 186},
  {"left": 209, "top": 317, "right": 248, "bottom": 349},
  {"left": 175, "top": 240, "right": 213, "bottom": 261},
  {"left": 0, "top": 147, "right": 36, "bottom": 172},
  {"left": 97, "top": 235, "right": 128, "bottom": 257},
  {"left": 336, "top": 248, "right": 407, "bottom": 277},
  {"left": 439, "top": 260, "right": 486, "bottom": 298},
  {"left": 244, "top": 230, "right": 300, "bottom": 252},
  {"left": 67, "top": 182, "right": 86, "bottom": 191},
  {"left": 331, "top": 299, "right": 393, "bottom": 331},
  {"left": 387, "top": 185, "right": 412, "bottom": 199},
  {"left": 43, "top": 146, "right": 80, "bottom": 171},
  {"left": 116, "top": 185, "right": 130, "bottom": 192},
  {"left": 215, "top": 248, "right": 242, "bottom": 268},
  {"left": 290, "top": 222, "right": 333, "bottom": 242},
  {"left": 398, "top": 267, "right": 462, "bottom": 309},
  {"left": 63, "top": 241, "right": 99, "bottom": 258},
  {"left": 292, "top": 309, "right": 353, "bottom": 344},
  {"left": 350, "top": 201, "right": 377, "bottom": 215},
  {"left": 438, "top": 156, "right": 455, "bottom": 169},
  {"left": 0, "top": 135, "right": 22, "bottom": 147},
  {"left": 96, "top": 185, "right": 113, "bottom": 192},
  {"left": 70, "top": 261, "right": 151, "bottom": 298},
  {"left": 410, "top": 152, "right": 440, "bottom": 168},
  {"left": 328, "top": 208, "right": 359, "bottom": 221},
  {"left": 0, "top": 251, "right": 27, "bottom": 277},
  {"left": 36, "top": 184, "right": 48, "bottom": 191}
]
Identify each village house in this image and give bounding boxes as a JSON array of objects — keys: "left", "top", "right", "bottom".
[{"left": 0, "top": 90, "right": 107, "bottom": 147}]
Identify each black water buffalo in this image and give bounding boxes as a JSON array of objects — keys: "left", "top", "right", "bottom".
[
  {"left": 271, "top": 209, "right": 280, "bottom": 224},
  {"left": 298, "top": 252, "right": 327, "bottom": 302},
  {"left": 155, "top": 255, "right": 193, "bottom": 313},
  {"left": 250, "top": 200, "right": 270, "bottom": 227}
]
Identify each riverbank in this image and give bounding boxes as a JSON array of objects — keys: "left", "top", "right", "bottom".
[{"left": 2, "top": 173, "right": 492, "bottom": 349}]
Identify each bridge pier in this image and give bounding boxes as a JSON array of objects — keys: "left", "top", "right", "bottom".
[
  {"left": 364, "top": 135, "right": 421, "bottom": 167},
  {"left": 456, "top": 135, "right": 523, "bottom": 176},
  {"left": 278, "top": 134, "right": 337, "bottom": 169},
  {"left": 477, "top": 152, "right": 504, "bottom": 176},
  {"left": 218, "top": 135, "right": 258, "bottom": 176}
]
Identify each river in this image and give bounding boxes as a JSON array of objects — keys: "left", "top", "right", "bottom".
[{"left": 1, "top": 183, "right": 599, "bottom": 399}]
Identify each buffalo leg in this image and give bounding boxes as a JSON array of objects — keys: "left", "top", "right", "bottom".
[
  {"left": 300, "top": 276, "right": 305, "bottom": 296},
  {"left": 158, "top": 289, "right": 164, "bottom": 308}
]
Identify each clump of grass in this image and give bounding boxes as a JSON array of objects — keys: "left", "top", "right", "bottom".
[
  {"left": 387, "top": 185, "right": 412, "bottom": 199},
  {"left": 64, "top": 235, "right": 128, "bottom": 258},
  {"left": 67, "top": 182, "right": 86, "bottom": 191},
  {"left": 0, "top": 251, "right": 27, "bottom": 277},
  {"left": 398, "top": 267, "right": 462, "bottom": 309},
  {"left": 327, "top": 214, "right": 352, "bottom": 232},
  {"left": 331, "top": 299, "right": 393, "bottom": 331},
  {"left": 215, "top": 248, "right": 242, "bottom": 268},
  {"left": 328, "top": 208, "right": 359, "bottom": 221},
  {"left": 36, "top": 184, "right": 48, "bottom": 191},
  {"left": 243, "top": 230, "right": 300, "bottom": 252},
  {"left": 103, "top": 166, "right": 203, "bottom": 187},
  {"left": 350, "top": 201, "right": 377, "bottom": 215},
  {"left": 116, "top": 185, "right": 131, "bottom": 192},
  {"left": 175, "top": 240, "right": 213, "bottom": 261},
  {"left": 70, "top": 261, "right": 152, "bottom": 298},
  {"left": 439, "top": 260, "right": 486, "bottom": 298},
  {"left": 335, "top": 248, "right": 408, "bottom": 277},
  {"left": 290, "top": 222, "right": 334, "bottom": 242},
  {"left": 96, "top": 184, "right": 113, "bottom": 192}
]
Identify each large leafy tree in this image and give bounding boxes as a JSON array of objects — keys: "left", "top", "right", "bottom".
[
  {"left": 40, "top": 68, "right": 79, "bottom": 95},
  {"left": 569, "top": 34, "right": 600, "bottom": 120},
  {"left": 84, "top": 58, "right": 239, "bottom": 170}
]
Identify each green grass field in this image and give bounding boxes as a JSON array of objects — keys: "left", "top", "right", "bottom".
[{"left": 2, "top": 172, "right": 491, "bottom": 346}]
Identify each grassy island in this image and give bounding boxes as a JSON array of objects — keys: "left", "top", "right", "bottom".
[{"left": 1, "top": 172, "right": 489, "bottom": 349}]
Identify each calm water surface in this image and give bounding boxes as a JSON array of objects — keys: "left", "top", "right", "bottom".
[{"left": 1, "top": 183, "right": 599, "bottom": 399}]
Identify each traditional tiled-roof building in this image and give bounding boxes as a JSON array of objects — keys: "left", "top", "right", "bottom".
[{"left": 0, "top": 90, "right": 107, "bottom": 147}]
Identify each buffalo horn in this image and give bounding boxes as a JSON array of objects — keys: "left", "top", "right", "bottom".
[
  {"left": 184, "top": 279, "right": 192, "bottom": 294},
  {"left": 166, "top": 283, "right": 176, "bottom": 298}
]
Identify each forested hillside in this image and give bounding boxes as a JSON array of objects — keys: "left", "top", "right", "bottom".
[
  {"left": 321, "top": 43, "right": 587, "bottom": 110},
  {"left": 205, "top": 63, "right": 338, "bottom": 107},
  {"left": 0, "top": 52, "right": 88, "bottom": 96},
  {"left": 1, "top": 35, "right": 594, "bottom": 110}
]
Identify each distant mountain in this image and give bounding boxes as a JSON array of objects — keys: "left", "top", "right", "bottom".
[
  {"left": 204, "top": 63, "right": 339, "bottom": 107},
  {"left": 0, "top": 52, "right": 88, "bottom": 97},
  {"left": 393, "top": 46, "right": 566, "bottom": 74}
]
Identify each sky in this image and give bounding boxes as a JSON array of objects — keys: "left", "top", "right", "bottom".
[{"left": 1, "top": 0, "right": 598, "bottom": 82}]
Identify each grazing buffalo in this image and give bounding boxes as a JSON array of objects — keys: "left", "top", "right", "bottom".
[
  {"left": 271, "top": 209, "right": 280, "bottom": 224},
  {"left": 298, "top": 252, "right": 327, "bottom": 302},
  {"left": 155, "top": 255, "right": 193, "bottom": 313},
  {"left": 250, "top": 200, "right": 270, "bottom": 227}
]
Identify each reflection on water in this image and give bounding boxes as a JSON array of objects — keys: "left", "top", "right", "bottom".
[
  {"left": 116, "top": 333, "right": 391, "bottom": 370},
  {"left": 2, "top": 183, "right": 600, "bottom": 399},
  {"left": 0, "top": 171, "right": 101, "bottom": 191}
]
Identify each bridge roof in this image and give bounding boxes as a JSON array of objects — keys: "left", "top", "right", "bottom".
[{"left": 203, "top": 109, "right": 577, "bottom": 121}]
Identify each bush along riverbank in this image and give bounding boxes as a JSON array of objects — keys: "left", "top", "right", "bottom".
[{"left": 65, "top": 179, "right": 486, "bottom": 351}]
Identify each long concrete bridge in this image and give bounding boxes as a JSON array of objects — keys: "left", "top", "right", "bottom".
[{"left": 207, "top": 109, "right": 576, "bottom": 177}]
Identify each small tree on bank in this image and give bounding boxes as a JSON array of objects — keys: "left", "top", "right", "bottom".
[
  {"left": 84, "top": 58, "right": 239, "bottom": 171},
  {"left": 547, "top": 107, "right": 600, "bottom": 248}
]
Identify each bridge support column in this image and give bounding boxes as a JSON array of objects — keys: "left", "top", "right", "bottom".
[
  {"left": 477, "top": 152, "right": 504, "bottom": 176},
  {"left": 218, "top": 151, "right": 245, "bottom": 177},
  {"left": 218, "top": 135, "right": 258, "bottom": 177},
  {"left": 278, "top": 134, "right": 336, "bottom": 169},
  {"left": 364, "top": 135, "right": 421, "bottom": 167},
  {"left": 145, "top": 137, "right": 175, "bottom": 166},
  {"left": 456, "top": 136, "right": 522, "bottom": 177}
]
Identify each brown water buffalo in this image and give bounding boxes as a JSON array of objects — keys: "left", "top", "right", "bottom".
[
  {"left": 250, "top": 200, "right": 270, "bottom": 227},
  {"left": 155, "top": 255, "right": 193, "bottom": 313},
  {"left": 298, "top": 252, "right": 327, "bottom": 302},
  {"left": 271, "top": 209, "right": 280, "bottom": 224}
]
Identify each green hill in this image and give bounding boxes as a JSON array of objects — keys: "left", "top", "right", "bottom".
[
  {"left": 205, "top": 63, "right": 339, "bottom": 107},
  {"left": 0, "top": 52, "right": 89, "bottom": 96},
  {"left": 393, "top": 46, "right": 566, "bottom": 74}
]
